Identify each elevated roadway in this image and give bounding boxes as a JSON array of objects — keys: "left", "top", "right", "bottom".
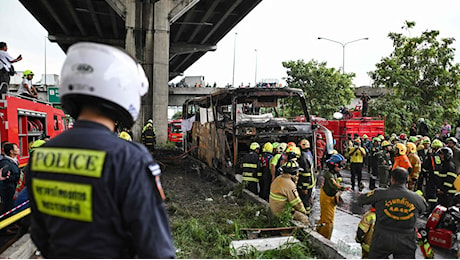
[{"left": 17, "top": 0, "right": 263, "bottom": 143}]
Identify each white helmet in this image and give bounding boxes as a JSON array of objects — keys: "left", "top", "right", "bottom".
[{"left": 60, "top": 42, "right": 148, "bottom": 128}]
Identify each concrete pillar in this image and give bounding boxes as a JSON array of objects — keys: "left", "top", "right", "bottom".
[{"left": 153, "top": 0, "right": 170, "bottom": 144}]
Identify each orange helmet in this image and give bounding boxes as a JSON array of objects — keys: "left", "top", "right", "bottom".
[{"left": 287, "top": 142, "right": 296, "bottom": 147}]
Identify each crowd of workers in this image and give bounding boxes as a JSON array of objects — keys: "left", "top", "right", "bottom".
[{"left": 236, "top": 125, "right": 460, "bottom": 258}]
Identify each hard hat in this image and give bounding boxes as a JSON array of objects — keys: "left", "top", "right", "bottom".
[
  {"left": 372, "top": 137, "right": 380, "bottom": 143},
  {"left": 118, "top": 131, "right": 132, "bottom": 141},
  {"left": 362, "top": 134, "right": 368, "bottom": 139},
  {"left": 294, "top": 147, "right": 301, "bottom": 158},
  {"left": 277, "top": 142, "right": 287, "bottom": 153},
  {"left": 431, "top": 139, "right": 443, "bottom": 149},
  {"left": 378, "top": 135, "right": 385, "bottom": 141},
  {"left": 354, "top": 138, "right": 361, "bottom": 144},
  {"left": 281, "top": 160, "right": 302, "bottom": 175},
  {"left": 399, "top": 133, "right": 407, "bottom": 140},
  {"left": 249, "top": 142, "right": 260, "bottom": 151},
  {"left": 60, "top": 42, "right": 148, "bottom": 128},
  {"left": 408, "top": 136, "right": 418, "bottom": 143},
  {"left": 446, "top": 137, "right": 458, "bottom": 144},
  {"left": 285, "top": 146, "right": 296, "bottom": 155},
  {"left": 391, "top": 133, "right": 397, "bottom": 138},
  {"left": 272, "top": 142, "right": 279, "bottom": 149},
  {"left": 406, "top": 142, "right": 417, "bottom": 154},
  {"left": 395, "top": 143, "right": 407, "bottom": 155},
  {"left": 439, "top": 147, "right": 453, "bottom": 160},
  {"left": 299, "top": 139, "right": 310, "bottom": 149},
  {"left": 421, "top": 137, "right": 431, "bottom": 145},
  {"left": 381, "top": 140, "right": 391, "bottom": 147},
  {"left": 326, "top": 153, "right": 346, "bottom": 167},
  {"left": 23, "top": 70, "right": 34, "bottom": 77},
  {"left": 287, "top": 141, "right": 296, "bottom": 147},
  {"left": 147, "top": 119, "right": 153, "bottom": 124},
  {"left": 418, "top": 118, "right": 425, "bottom": 123},
  {"left": 262, "top": 142, "right": 273, "bottom": 153}
]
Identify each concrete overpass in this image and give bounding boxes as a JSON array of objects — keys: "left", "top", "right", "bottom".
[
  {"left": 17, "top": 0, "right": 263, "bottom": 143},
  {"left": 168, "top": 87, "right": 216, "bottom": 106}
]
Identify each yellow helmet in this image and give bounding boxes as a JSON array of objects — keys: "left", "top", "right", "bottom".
[
  {"left": 299, "top": 139, "right": 310, "bottom": 149},
  {"left": 249, "top": 142, "right": 260, "bottom": 151},
  {"left": 431, "top": 139, "right": 443, "bottom": 149},
  {"left": 118, "top": 131, "right": 132, "bottom": 141},
  {"left": 395, "top": 143, "right": 407, "bottom": 155},
  {"left": 262, "top": 142, "right": 273, "bottom": 153},
  {"left": 381, "top": 140, "right": 391, "bottom": 147},
  {"left": 421, "top": 137, "right": 431, "bottom": 145},
  {"left": 362, "top": 134, "right": 368, "bottom": 139},
  {"left": 406, "top": 142, "right": 417, "bottom": 154},
  {"left": 285, "top": 146, "right": 296, "bottom": 155},
  {"left": 294, "top": 147, "right": 301, "bottom": 158}
]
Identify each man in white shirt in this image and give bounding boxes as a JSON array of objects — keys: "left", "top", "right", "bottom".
[{"left": 0, "top": 42, "right": 22, "bottom": 91}]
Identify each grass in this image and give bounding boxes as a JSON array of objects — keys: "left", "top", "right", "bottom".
[{"left": 170, "top": 184, "right": 317, "bottom": 259}]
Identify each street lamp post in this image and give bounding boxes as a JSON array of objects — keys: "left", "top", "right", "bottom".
[
  {"left": 317, "top": 37, "right": 368, "bottom": 73},
  {"left": 254, "top": 49, "right": 257, "bottom": 87},
  {"left": 232, "top": 32, "right": 237, "bottom": 88}
]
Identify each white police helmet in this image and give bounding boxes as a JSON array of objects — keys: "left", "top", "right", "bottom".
[{"left": 60, "top": 42, "right": 148, "bottom": 128}]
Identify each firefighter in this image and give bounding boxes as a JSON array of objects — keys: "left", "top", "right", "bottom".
[
  {"left": 375, "top": 140, "right": 393, "bottom": 188},
  {"left": 316, "top": 154, "right": 351, "bottom": 239},
  {"left": 392, "top": 143, "right": 412, "bottom": 174},
  {"left": 259, "top": 142, "right": 273, "bottom": 200},
  {"left": 417, "top": 137, "right": 432, "bottom": 191},
  {"left": 437, "top": 146, "right": 458, "bottom": 207},
  {"left": 368, "top": 137, "right": 381, "bottom": 190},
  {"left": 25, "top": 42, "right": 174, "bottom": 258},
  {"left": 141, "top": 120, "right": 156, "bottom": 153},
  {"left": 270, "top": 142, "right": 287, "bottom": 179},
  {"left": 406, "top": 142, "right": 421, "bottom": 191},
  {"left": 422, "top": 139, "right": 443, "bottom": 213},
  {"left": 297, "top": 139, "right": 315, "bottom": 215},
  {"left": 316, "top": 134, "right": 326, "bottom": 170},
  {"left": 238, "top": 142, "right": 261, "bottom": 195},
  {"left": 358, "top": 167, "right": 427, "bottom": 259},
  {"left": 355, "top": 206, "right": 376, "bottom": 259},
  {"left": 348, "top": 138, "right": 366, "bottom": 191},
  {"left": 269, "top": 160, "right": 310, "bottom": 225},
  {"left": 446, "top": 137, "right": 460, "bottom": 172}
]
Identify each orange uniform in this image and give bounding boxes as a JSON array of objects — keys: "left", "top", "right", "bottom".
[{"left": 392, "top": 154, "right": 412, "bottom": 171}]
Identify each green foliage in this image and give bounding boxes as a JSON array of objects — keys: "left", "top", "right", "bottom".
[
  {"left": 282, "top": 59, "right": 355, "bottom": 118},
  {"left": 369, "top": 21, "right": 460, "bottom": 135},
  {"left": 172, "top": 111, "right": 183, "bottom": 120}
]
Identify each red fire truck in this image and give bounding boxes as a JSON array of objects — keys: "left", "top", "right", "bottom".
[
  {"left": 0, "top": 94, "right": 67, "bottom": 167},
  {"left": 168, "top": 119, "right": 183, "bottom": 144},
  {"left": 308, "top": 106, "right": 386, "bottom": 154}
]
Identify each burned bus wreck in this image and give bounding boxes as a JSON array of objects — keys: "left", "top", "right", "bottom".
[{"left": 182, "top": 87, "right": 332, "bottom": 177}]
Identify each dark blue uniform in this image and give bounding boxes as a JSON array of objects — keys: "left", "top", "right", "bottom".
[{"left": 26, "top": 120, "right": 175, "bottom": 258}]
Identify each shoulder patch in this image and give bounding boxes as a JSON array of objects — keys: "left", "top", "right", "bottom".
[{"left": 148, "top": 162, "right": 165, "bottom": 200}]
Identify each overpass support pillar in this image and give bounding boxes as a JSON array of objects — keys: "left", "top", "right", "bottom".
[{"left": 152, "top": 0, "right": 170, "bottom": 145}]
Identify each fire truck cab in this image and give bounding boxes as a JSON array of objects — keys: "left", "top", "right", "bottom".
[
  {"left": 0, "top": 94, "right": 67, "bottom": 167},
  {"left": 168, "top": 119, "right": 183, "bottom": 144}
]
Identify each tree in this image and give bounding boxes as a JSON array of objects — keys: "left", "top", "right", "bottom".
[
  {"left": 282, "top": 59, "right": 355, "bottom": 118},
  {"left": 172, "top": 111, "right": 182, "bottom": 120},
  {"left": 369, "top": 21, "right": 460, "bottom": 136}
]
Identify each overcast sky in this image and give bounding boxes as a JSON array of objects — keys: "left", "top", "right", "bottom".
[{"left": 2, "top": 0, "right": 460, "bottom": 87}]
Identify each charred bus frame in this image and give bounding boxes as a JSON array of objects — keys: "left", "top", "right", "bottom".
[{"left": 182, "top": 87, "right": 326, "bottom": 177}]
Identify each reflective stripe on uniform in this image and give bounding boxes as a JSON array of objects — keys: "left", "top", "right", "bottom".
[
  {"left": 299, "top": 172, "right": 311, "bottom": 177},
  {"left": 446, "top": 172, "right": 457, "bottom": 178},
  {"left": 242, "top": 163, "right": 257, "bottom": 168},
  {"left": 288, "top": 197, "right": 302, "bottom": 207},
  {"left": 242, "top": 176, "right": 259, "bottom": 182},
  {"left": 270, "top": 192, "right": 287, "bottom": 201},
  {"left": 448, "top": 189, "right": 457, "bottom": 194},
  {"left": 362, "top": 243, "right": 370, "bottom": 252}
]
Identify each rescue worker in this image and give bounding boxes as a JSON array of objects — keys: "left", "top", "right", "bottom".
[
  {"left": 25, "top": 42, "right": 175, "bottom": 258},
  {"left": 270, "top": 142, "right": 287, "bottom": 180},
  {"left": 392, "top": 143, "right": 412, "bottom": 174},
  {"left": 446, "top": 137, "right": 460, "bottom": 172},
  {"left": 18, "top": 70, "right": 38, "bottom": 99},
  {"left": 358, "top": 167, "right": 427, "bottom": 258},
  {"left": 437, "top": 146, "right": 458, "bottom": 207},
  {"left": 355, "top": 206, "right": 376, "bottom": 259},
  {"left": 348, "top": 138, "right": 366, "bottom": 191},
  {"left": 316, "top": 134, "right": 326, "bottom": 171},
  {"left": 343, "top": 134, "right": 353, "bottom": 170},
  {"left": 417, "top": 137, "right": 432, "bottom": 191},
  {"left": 269, "top": 160, "right": 310, "bottom": 225},
  {"left": 406, "top": 142, "right": 421, "bottom": 191},
  {"left": 316, "top": 154, "right": 351, "bottom": 239},
  {"left": 238, "top": 142, "right": 261, "bottom": 195},
  {"left": 368, "top": 137, "right": 381, "bottom": 190},
  {"left": 422, "top": 139, "right": 443, "bottom": 214},
  {"left": 259, "top": 142, "right": 273, "bottom": 200},
  {"left": 141, "top": 120, "right": 156, "bottom": 153},
  {"left": 375, "top": 140, "right": 393, "bottom": 188},
  {"left": 297, "top": 139, "right": 315, "bottom": 215}
]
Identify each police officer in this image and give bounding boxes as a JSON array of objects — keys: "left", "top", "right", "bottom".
[
  {"left": 358, "top": 167, "right": 427, "bottom": 258},
  {"left": 25, "top": 42, "right": 175, "bottom": 258}
]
